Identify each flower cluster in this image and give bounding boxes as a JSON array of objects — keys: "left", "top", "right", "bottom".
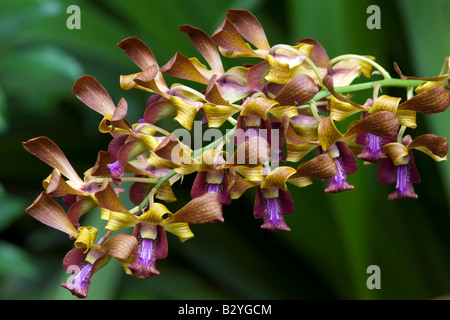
[{"left": 23, "top": 10, "right": 449, "bottom": 298}]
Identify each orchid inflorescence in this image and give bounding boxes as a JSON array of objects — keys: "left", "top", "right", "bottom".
[{"left": 23, "top": 9, "right": 449, "bottom": 298}]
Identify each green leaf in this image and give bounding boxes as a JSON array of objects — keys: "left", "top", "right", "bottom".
[
  {"left": 0, "top": 86, "right": 8, "bottom": 133},
  {"left": 0, "top": 240, "right": 38, "bottom": 278},
  {"left": 0, "top": 184, "right": 27, "bottom": 232}
]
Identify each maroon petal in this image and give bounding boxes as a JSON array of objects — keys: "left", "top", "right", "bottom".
[
  {"left": 191, "top": 171, "right": 208, "bottom": 199},
  {"left": 336, "top": 142, "right": 357, "bottom": 175}
]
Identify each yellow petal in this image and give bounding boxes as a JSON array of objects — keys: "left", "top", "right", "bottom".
[
  {"left": 265, "top": 54, "right": 292, "bottom": 84},
  {"left": 383, "top": 142, "right": 409, "bottom": 165},
  {"left": 74, "top": 226, "right": 98, "bottom": 252},
  {"left": 268, "top": 105, "right": 298, "bottom": 119},
  {"left": 318, "top": 117, "right": 344, "bottom": 151},
  {"left": 285, "top": 140, "right": 318, "bottom": 162},
  {"left": 233, "top": 165, "right": 264, "bottom": 182},
  {"left": 330, "top": 95, "right": 368, "bottom": 121},
  {"left": 260, "top": 166, "right": 296, "bottom": 190},
  {"left": 162, "top": 222, "right": 194, "bottom": 242},
  {"left": 241, "top": 97, "right": 279, "bottom": 120},
  {"left": 202, "top": 102, "right": 240, "bottom": 127},
  {"left": 396, "top": 109, "right": 417, "bottom": 128},
  {"left": 227, "top": 167, "right": 259, "bottom": 199},
  {"left": 140, "top": 202, "right": 172, "bottom": 224},
  {"left": 105, "top": 210, "right": 139, "bottom": 231},
  {"left": 171, "top": 96, "right": 199, "bottom": 130},
  {"left": 156, "top": 180, "right": 177, "bottom": 203},
  {"left": 370, "top": 95, "right": 401, "bottom": 114}
]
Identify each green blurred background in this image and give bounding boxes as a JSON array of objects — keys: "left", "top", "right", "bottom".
[{"left": 1, "top": 0, "right": 450, "bottom": 300}]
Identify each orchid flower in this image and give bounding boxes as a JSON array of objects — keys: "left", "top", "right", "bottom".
[
  {"left": 25, "top": 192, "right": 137, "bottom": 298},
  {"left": 96, "top": 183, "right": 223, "bottom": 278},
  {"left": 378, "top": 134, "right": 448, "bottom": 199}
]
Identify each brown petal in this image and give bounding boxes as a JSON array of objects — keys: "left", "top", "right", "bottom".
[
  {"left": 394, "top": 61, "right": 447, "bottom": 81},
  {"left": 226, "top": 9, "right": 270, "bottom": 50},
  {"left": 227, "top": 136, "right": 271, "bottom": 167},
  {"left": 131, "top": 66, "right": 164, "bottom": 93},
  {"left": 205, "top": 75, "right": 233, "bottom": 106},
  {"left": 143, "top": 99, "right": 176, "bottom": 125},
  {"left": 171, "top": 192, "right": 224, "bottom": 223},
  {"left": 25, "top": 192, "right": 78, "bottom": 237},
  {"left": 293, "top": 153, "right": 338, "bottom": 180},
  {"left": 345, "top": 111, "right": 399, "bottom": 138},
  {"left": 211, "top": 18, "right": 257, "bottom": 57},
  {"left": 297, "top": 38, "right": 329, "bottom": 68},
  {"left": 322, "top": 75, "right": 362, "bottom": 109},
  {"left": 95, "top": 182, "right": 130, "bottom": 214},
  {"left": 100, "top": 234, "right": 138, "bottom": 260},
  {"left": 160, "top": 52, "right": 211, "bottom": 84},
  {"left": 247, "top": 60, "right": 270, "bottom": 91},
  {"left": 23, "top": 136, "right": 82, "bottom": 184},
  {"left": 398, "top": 86, "right": 450, "bottom": 114},
  {"left": 154, "top": 133, "right": 194, "bottom": 165},
  {"left": 179, "top": 24, "right": 224, "bottom": 74},
  {"left": 118, "top": 37, "right": 159, "bottom": 70},
  {"left": 46, "top": 169, "right": 87, "bottom": 197},
  {"left": 112, "top": 98, "right": 128, "bottom": 122},
  {"left": 274, "top": 74, "right": 319, "bottom": 106},
  {"left": 227, "top": 167, "right": 259, "bottom": 199},
  {"left": 72, "top": 75, "right": 116, "bottom": 116},
  {"left": 409, "top": 134, "right": 448, "bottom": 161}
]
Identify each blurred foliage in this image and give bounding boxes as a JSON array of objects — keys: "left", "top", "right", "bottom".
[{"left": 1, "top": 0, "right": 450, "bottom": 300}]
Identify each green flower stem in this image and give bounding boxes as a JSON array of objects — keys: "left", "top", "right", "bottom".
[
  {"left": 313, "top": 78, "right": 424, "bottom": 101},
  {"left": 304, "top": 57, "right": 324, "bottom": 88}
]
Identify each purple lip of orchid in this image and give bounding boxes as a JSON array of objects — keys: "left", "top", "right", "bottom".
[
  {"left": 191, "top": 170, "right": 232, "bottom": 204},
  {"left": 325, "top": 157, "right": 354, "bottom": 193},
  {"left": 207, "top": 183, "right": 221, "bottom": 193},
  {"left": 356, "top": 132, "right": 396, "bottom": 163},
  {"left": 246, "top": 126, "right": 260, "bottom": 140},
  {"left": 129, "top": 237, "right": 159, "bottom": 279},
  {"left": 254, "top": 187, "right": 294, "bottom": 232},
  {"left": 107, "top": 160, "right": 124, "bottom": 179},
  {"left": 61, "top": 262, "right": 93, "bottom": 299},
  {"left": 395, "top": 164, "right": 409, "bottom": 197},
  {"left": 321, "top": 142, "right": 357, "bottom": 193},
  {"left": 265, "top": 197, "right": 281, "bottom": 227}
]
